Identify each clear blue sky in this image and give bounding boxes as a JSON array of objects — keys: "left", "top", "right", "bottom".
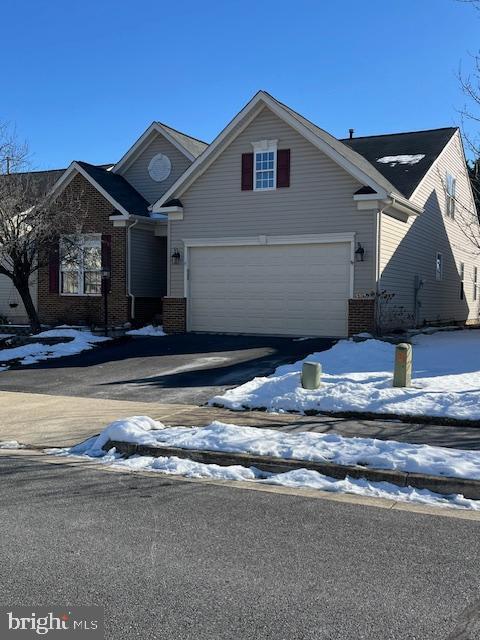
[{"left": 2, "top": 0, "right": 479, "bottom": 169}]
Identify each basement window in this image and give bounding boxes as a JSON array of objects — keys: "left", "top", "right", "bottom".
[{"left": 60, "top": 234, "right": 102, "bottom": 296}]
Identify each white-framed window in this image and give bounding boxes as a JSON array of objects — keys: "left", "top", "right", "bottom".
[
  {"left": 446, "top": 172, "right": 456, "bottom": 218},
  {"left": 252, "top": 140, "right": 277, "bottom": 191},
  {"left": 60, "top": 234, "right": 102, "bottom": 296},
  {"left": 435, "top": 252, "right": 443, "bottom": 281},
  {"left": 459, "top": 261, "right": 465, "bottom": 300},
  {"left": 474, "top": 266, "right": 478, "bottom": 301}
]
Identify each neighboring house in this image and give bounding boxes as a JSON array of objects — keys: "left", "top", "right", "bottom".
[
  {"left": 149, "top": 90, "right": 479, "bottom": 337},
  {"left": 0, "top": 168, "right": 65, "bottom": 325},
  {"left": 37, "top": 123, "right": 207, "bottom": 327}
]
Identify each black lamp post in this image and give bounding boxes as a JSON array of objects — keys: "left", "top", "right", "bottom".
[{"left": 101, "top": 269, "right": 111, "bottom": 337}]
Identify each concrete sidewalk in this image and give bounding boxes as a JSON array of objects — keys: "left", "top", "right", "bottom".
[{"left": 1, "top": 390, "right": 480, "bottom": 450}]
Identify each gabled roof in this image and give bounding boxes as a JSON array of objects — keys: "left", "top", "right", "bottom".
[
  {"left": 157, "top": 123, "right": 208, "bottom": 159},
  {"left": 112, "top": 122, "right": 208, "bottom": 174},
  {"left": 342, "top": 127, "right": 457, "bottom": 198},
  {"left": 49, "top": 161, "right": 150, "bottom": 217},
  {"left": 151, "top": 91, "right": 419, "bottom": 214},
  {"left": 76, "top": 162, "right": 150, "bottom": 216}
]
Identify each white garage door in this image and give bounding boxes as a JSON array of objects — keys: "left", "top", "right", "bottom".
[{"left": 187, "top": 241, "right": 351, "bottom": 336}]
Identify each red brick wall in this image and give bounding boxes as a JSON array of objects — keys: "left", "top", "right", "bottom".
[
  {"left": 348, "top": 298, "right": 376, "bottom": 336},
  {"left": 162, "top": 297, "right": 186, "bottom": 333},
  {"left": 37, "top": 174, "right": 130, "bottom": 327}
]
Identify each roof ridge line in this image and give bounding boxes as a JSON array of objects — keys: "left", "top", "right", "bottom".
[
  {"left": 156, "top": 121, "right": 208, "bottom": 145},
  {"left": 340, "top": 126, "right": 458, "bottom": 141}
]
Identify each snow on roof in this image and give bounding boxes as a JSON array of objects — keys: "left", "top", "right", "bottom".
[{"left": 376, "top": 154, "right": 426, "bottom": 166}]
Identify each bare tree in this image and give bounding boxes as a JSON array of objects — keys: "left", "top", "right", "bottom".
[{"left": 0, "top": 124, "right": 86, "bottom": 332}]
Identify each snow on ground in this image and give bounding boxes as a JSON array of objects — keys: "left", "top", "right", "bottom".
[
  {"left": 126, "top": 325, "right": 166, "bottom": 337},
  {"left": 0, "top": 328, "right": 109, "bottom": 367},
  {"left": 377, "top": 154, "right": 425, "bottom": 166},
  {"left": 210, "top": 331, "right": 480, "bottom": 421},
  {"left": 47, "top": 420, "right": 480, "bottom": 511},
  {"left": 64, "top": 416, "right": 480, "bottom": 480},
  {"left": 0, "top": 440, "right": 25, "bottom": 449}
]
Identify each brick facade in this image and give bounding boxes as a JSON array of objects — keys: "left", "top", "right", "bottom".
[
  {"left": 162, "top": 297, "right": 186, "bottom": 334},
  {"left": 134, "top": 297, "right": 163, "bottom": 325},
  {"left": 37, "top": 174, "right": 130, "bottom": 327},
  {"left": 348, "top": 298, "right": 376, "bottom": 336}
]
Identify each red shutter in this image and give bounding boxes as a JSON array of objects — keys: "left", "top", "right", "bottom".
[
  {"left": 101, "top": 234, "right": 112, "bottom": 294},
  {"left": 277, "top": 149, "right": 290, "bottom": 188},
  {"left": 48, "top": 241, "right": 60, "bottom": 294},
  {"left": 241, "top": 153, "right": 254, "bottom": 191}
]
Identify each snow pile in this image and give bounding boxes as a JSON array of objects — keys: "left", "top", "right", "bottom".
[
  {"left": 0, "top": 440, "right": 25, "bottom": 449},
  {"left": 126, "top": 325, "right": 166, "bottom": 337},
  {"left": 0, "top": 328, "right": 109, "bottom": 367},
  {"left": 211, "top": 331, "right": 480, "bottom": 421},
  {"left": 48, "top": 417, "right": 480, "bottom": 511},
  {"left": 377, "top": 154, "right": 425, "bottom": 166},
  {"left": 60, "top": 416, "right": 480, "bottom": 480}
]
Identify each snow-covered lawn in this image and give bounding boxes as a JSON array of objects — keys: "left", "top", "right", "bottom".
[
  {"left": 210, "top": 331, "right": 480, "bottom": 421},
  {"left": 126, "top": 325, "right": 166, "bottom": 337},
  {"left": 0, "top": 328, "right": 109, "bottom": 368},
  {"left": 45, "top": 416, "right": 480, "bottom": 511}
]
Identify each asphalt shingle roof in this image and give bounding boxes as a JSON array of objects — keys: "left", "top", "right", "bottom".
[
  {"left": 77, "top": 161, "right": 150, "bottom": 216},
  {"left": 341, "top": 127, "right": 457, "bottom": 198},
  {"left": 157, "top": 123, "right": 208, "bottom": 158}
]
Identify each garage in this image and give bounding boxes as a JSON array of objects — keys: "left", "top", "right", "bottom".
[{"left": 186, "top": 237, "right": 353, "bottom": 337}]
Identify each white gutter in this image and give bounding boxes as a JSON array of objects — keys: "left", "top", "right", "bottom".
[{"left": 127, "top": 219, "right": 139, "bottom": 320}]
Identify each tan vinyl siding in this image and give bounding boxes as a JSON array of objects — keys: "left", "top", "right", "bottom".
[
  {"left": 379, "top": 131, "right": 479, "bottom": 327},
  {"left": 121, "top": 134, "right": 192, "bottom": 205},
  {"left": 169, "top": 106, "right": 375, "bottom": 298},
  {"left": 0, "top": 272, "right": 37, "bottom": 324}
]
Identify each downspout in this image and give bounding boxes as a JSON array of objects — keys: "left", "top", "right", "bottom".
[
  {"left": 374, "top": 205, "right": 383, "bottom": 333},
  {"left": 127, "top": 218, "right": 139, "bottom": 321}
]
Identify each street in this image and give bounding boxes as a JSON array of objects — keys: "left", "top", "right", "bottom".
[{"left": 1, "top": 453, "right": 479, "bottom": 640}]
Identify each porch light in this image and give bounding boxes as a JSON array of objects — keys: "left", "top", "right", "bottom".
[
  {"left": 171, "top": 248, "right": 182, "bottom": 265},
  {"left": 355, "top": 243, "right": 365, "bottom": 262}
]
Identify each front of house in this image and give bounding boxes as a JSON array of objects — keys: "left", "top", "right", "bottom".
[
  {"left": 3, "top": 91, "right": 478, "bottom": 336},
  {"left": 152, "top": 91, "right": 480, "bottom": 337}
]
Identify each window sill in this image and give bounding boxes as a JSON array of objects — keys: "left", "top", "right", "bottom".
[{"left": 59, "top": 293, "right": 102, "bottom": 298}]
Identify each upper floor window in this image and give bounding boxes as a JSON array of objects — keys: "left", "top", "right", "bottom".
[
  {"left": 60, "top": 234, "right": 102, "bottom": 296},
  {"left": 253, "top": 140, "right": 277, "bottom": 191},
  {"left": 459, "top": 261, "right": 465, "bottom": 300},
  {"left": 446, "top": 172, "right": 456, "bottom": 218},
  {"left": 435, "top": 252, "right": 443, "bottom": 281}
]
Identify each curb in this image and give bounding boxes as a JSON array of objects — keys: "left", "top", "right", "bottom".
[
  {"left": 104, "top": 440, "right": 480, "bottom": 500},
  {"left": 209, "top": 404, "right": 480, "bottom": 429}
]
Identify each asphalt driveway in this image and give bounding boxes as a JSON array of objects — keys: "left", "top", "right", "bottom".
[{"left": 0, "top": 333, "right": 333, "bottom": 404}]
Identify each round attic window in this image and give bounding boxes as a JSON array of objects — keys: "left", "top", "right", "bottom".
[{"left": 148, "top": 153, "right": 171, "bottom": 182}]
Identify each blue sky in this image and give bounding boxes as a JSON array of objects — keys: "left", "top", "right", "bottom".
[{"left": 2, "top": 0, "right": 479, "bottom": 169}]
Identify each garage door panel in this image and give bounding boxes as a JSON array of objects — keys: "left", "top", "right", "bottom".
[{"left": 188, "top": 243, "right": 350, "bottom": 336}]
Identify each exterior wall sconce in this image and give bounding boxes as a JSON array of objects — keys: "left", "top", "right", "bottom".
[
  {"left": 171, "top": 248, "right": 182, "bottom": 265},
  {"left": 355, "top": 243, "right": 365, "bottom": 262}
]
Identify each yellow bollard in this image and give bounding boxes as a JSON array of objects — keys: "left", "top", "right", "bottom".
[{"left": 393, "top": 343, "right": 412, "bottom": 388}]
